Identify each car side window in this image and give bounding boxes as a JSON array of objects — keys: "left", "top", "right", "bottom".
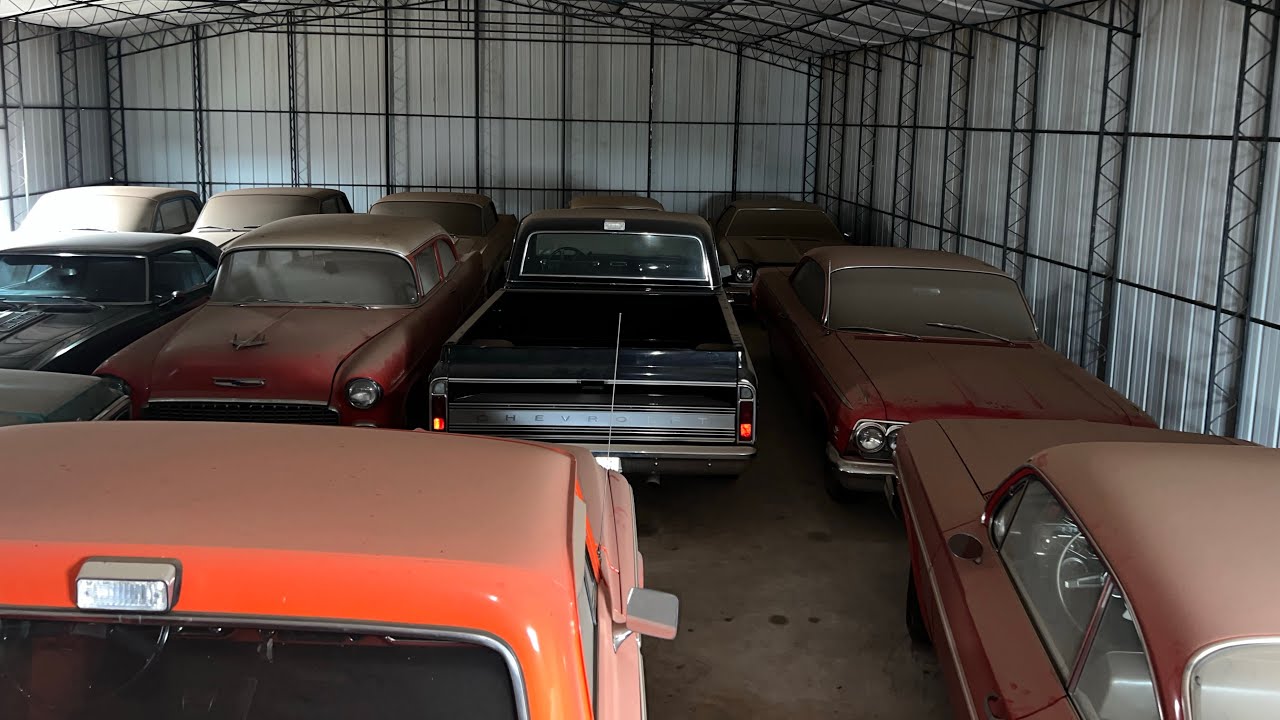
[
  {"left": 155, "top": 200, "right": 189, "bottom": 233},
  {"left": 790, "top": 260, "right": 825, "bottom": 322},
  {"left": 416, "top": 247, "right": 442, "bottom": 295},
  {"left": 714, "top": 208, "right": 736, "bottom": 236},
  {"left": 437, "top": 239, "right": 457, "bottom": 276},
  {"left": 151, "top": 249, "right": 211, "bottom": 297},
  {"left": 320, "top": 197, "right": 342, "bottom": 214},
  {"left": 999, "top": 480, "right": 1107, "bottom": 678},
  {"left": 577, "top": 551, "right": 598, "bottom": 704},
  {"left": 482, "top": 203, "right": 498, "bottom": 233},
  {"left": 183, "top": 198, "right": 201, "bottom": 226},
  {"left": 191, "top": 249, "right": 217, "bottom": 283},
  {"left": 1072, "top": 592, "right": 1159, "bottom": 720}
]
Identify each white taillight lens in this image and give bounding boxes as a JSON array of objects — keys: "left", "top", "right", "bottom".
[{"left": 75, "top": 559, "right": 178, "bottom": 612}]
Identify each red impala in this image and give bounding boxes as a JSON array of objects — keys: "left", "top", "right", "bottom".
[
  {"left": 752, "top": 246, "right": 1154, "bottom": 502},
  {"left": 97, "top": 214, "right": 483, "bottom": 428},
  {"left": 894, "top": 418, "right": 1267, "bottom": 720}
]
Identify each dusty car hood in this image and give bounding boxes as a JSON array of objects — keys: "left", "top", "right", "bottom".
[
  {"left": 0, "top": 307, "right": 141, "bottom": 370},
  {"left": 147, "top": 304, "right": 411, "bottom": 401},
  {"left": 727, "top": 235, "right": 841, "bottom": 266},
  {"left": 839, "top": 335, "right": 1133, "bottom": 424}
]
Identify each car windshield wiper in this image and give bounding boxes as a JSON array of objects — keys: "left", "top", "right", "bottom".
[
  {"left": 195, "top": 225, "right": 237, "bottom": 232},
  {"left": 835, "top": 325, "right": 922, "bottom": 341},
  {"left": 926, "top": 322, "right": 1015, "bottom": 345},
  {"left": 14, "top": 295, "right": 105, "bottom": 309},
  {"left": 302, "top": 300, "right": 372, "bottom": 309}
]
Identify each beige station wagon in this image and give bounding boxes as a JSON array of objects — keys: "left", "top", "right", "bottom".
[
  {"left": 370, "top": 191, "right": 515, "bottom": 291},
  {"left": 17, "top": 186, "right": 202, "bottom": 235},
  {"left": 190, "top": 187, "right": 352, "bottom": 246}
]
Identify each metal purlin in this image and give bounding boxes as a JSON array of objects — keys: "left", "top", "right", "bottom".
[
  {"left": 1000, "top": 12, "right": 1042, "bottom": 283},
  {"left": 58, "top": 31, "right": 83, "bottom": 190},
  {"left": 191, "top": 25, "right": 209, "bottom": 200},
  {"left": 2, "top": 22, "right": 26, "bottom": 227},
  {"left": 822, "top": 52, "right": 849, "bottom": 218},
  {"left": 938, "top": 28, "right": 972, "bottom": 254},
  {"left": 1080, "top": 0, "right": 1141, "bottom": 380},
  {"left": 890, "top": 41, "right": 921, "bottom": 247},
  {"left": 803, "top": 59, "right": 822, "bottom": 203},
  {"left": 854, "top": 48, "right": 880, "bottom": 239},
  {"left": 105, "top": 39, "right": 126, "bottom": 184},
  {"left": 1205, "top": 0, "right": 1280, "bottom": 437}
]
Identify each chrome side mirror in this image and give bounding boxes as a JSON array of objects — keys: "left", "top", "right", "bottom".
[{"left": 626, "top": 587, "right": 679, "bottom": 640}]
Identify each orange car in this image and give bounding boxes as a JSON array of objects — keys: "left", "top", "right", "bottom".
[{"left": 0, "top": 422, "right": 678, "bottom": 719}]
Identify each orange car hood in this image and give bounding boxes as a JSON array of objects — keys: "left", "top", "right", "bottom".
[
  {"left": 838, "top": 335, "right": 1132, "bottom": 424},
  {"left": 148, "top": 304, "right": 411, "bottom": 401}
]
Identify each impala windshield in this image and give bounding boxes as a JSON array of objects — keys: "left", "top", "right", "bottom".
[
  {"left": 521, "top": 231, "right": 708, "bottom": 282},
  {"left": 0, "top": 254, "right": 146, "bottom": 303},
  {"left": 829, "top": 267, "right": 1038, "bottom": 341},
  {"left": 0, "top": 619, "right": 519, "bottom": 719},
  {"left": 370, "top": 202, "right": 483, "bottom": 235},
  {"left": 213, "top": 249, "right": 419, "bottom": 306}
]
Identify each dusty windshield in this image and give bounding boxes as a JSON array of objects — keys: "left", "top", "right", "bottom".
[
  {"left": 727, "top": 209, "right": 838, "bottom": 238},
  {"left": 370, "top": 201, "right": 483, "bottom": 235},
  {"left": 0, "top": 619, "right": 519, "bottom": 719},
  {"left": 829, "top": 267, "right": 1038, "bottom": 341},
  {"left": 213, "top": 249, "right": 419, "bottom": 306},
  {"left": 20, "top": 195, "right": 152, "bottom": 233},
  {"left": 196, "top": 195, "right": 320, "bottom": 231},
  {"left": 0, "top": 254, "right": 147, "bottom": 303},
  {"left": 521, "top": 231, "right": 709, "bottom": 282}
]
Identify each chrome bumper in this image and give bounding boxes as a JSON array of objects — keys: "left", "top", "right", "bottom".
[
  {"left": 573, "top": 443, "right": 756, "bottom": 477},
  {"left": 825, "top": 443, "right": 894, "bottom": 493}
]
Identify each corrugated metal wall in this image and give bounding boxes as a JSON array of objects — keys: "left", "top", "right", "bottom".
[
  {"left": 109, "top": 1, "right": 814, "bottom": 219},
  {"left": 824, "top": 0, "right": 1280, "bottom": 445}
]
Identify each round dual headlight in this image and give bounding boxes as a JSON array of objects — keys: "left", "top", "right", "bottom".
[
  {"left": 887, "top": 427, "right": 901, "bottom": 453},
  {"left": 855, "top": 424, "right": 886, "bottom": 454},
  {"left": 733, "top": 265, "right": 756, "bottom": 284},
  {"left": 345, "top": 378, "right": 382, "bottom": 409}
]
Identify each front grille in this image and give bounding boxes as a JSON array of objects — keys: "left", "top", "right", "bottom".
[{"left": 143, "top": 401, "right": 340, "bottom": 425}]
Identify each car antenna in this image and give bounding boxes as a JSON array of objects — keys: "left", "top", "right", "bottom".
[{"left": 605, "top": 312, "right": 622, "bottom": 466}]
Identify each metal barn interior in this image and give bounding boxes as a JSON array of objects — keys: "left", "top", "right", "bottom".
[{"left": 0, "top": 0, "right": 1277, "bottom": 444}]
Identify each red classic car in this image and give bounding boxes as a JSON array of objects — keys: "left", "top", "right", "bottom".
[
  {"left": 97, "top": 214, "right": 483, "bottom": 428},
  {"left": 752, "top": 246, "right": 1154, "bottom": 502},
  {"left": 894, "top": 419, "right": 1264, "bottom": 720},
  {"left": 369, "top": 191, "right": 516, "bottom": 292},
  {"left": 0, "top": 421, "right": 678, "bottom": 719}
]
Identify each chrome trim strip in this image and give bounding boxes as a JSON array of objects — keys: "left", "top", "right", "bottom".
[
  {"left": 564, "top": 443, "right": 756, "bottom": 459},
  {"left": 1183, "top": 635, "right": 1280, "bottom": 719},
  {"left": 0, "top": 608, "right": 531, "bottom": 720},
  {"left": 146, "top": 397, "right": 330, "bottom": 406},
  {"left": 825, "top": 443, "right": 896, "bottom": 476},
  {"left": 447, "top": 378, "right": 741, "bottom": 387},
  {"left": 92, "top": 395, "right": 133, "bottom": 421}
]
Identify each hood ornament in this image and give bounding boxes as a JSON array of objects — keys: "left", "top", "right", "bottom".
[
  {"left": 213, "top": 377, "right": 266, "bottom": 388},
  {"left": 231, "top": 331, "right": 268, "bottom": 350}
]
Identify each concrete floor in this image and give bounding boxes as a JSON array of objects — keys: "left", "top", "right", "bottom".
[{"left": 638, "top": 320, "right": 951, "bottom": 719}]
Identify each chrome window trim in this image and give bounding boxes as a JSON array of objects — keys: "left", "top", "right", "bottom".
[
  {"left": 0, "top": 607, "right": 531, "bottom": 720},
  {"left": 518, "top": 230, "right": 713, "bottom": 286},
  {"left": 92, "top": 395, "right": 132, "bottom": 420},
  {"left": 1183, "top": 636, "right": 1280, "bottom": 720}
]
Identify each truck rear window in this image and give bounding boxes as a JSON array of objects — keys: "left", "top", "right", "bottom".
[
  {"left": 0, "top": 619, "right": 518, "bottom": 719},
  {"left": 521, "top": 231, "right": 708, "bottom": 282}
]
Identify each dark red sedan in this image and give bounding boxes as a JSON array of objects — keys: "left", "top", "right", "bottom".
[
  {"left": 96, "top": 214, "right": 483, "bottom": 428},
  {"left": 752, "top": 246, "right": 1154, "bottom": 502}
]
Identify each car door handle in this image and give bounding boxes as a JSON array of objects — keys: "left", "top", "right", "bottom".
[{"left": 984, "top": 693, "right": 1007, "bottom": 720}]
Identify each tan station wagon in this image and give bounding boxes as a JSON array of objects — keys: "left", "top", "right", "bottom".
[{"left": 190, "top": 187, "right": 352, "bottom": 246}]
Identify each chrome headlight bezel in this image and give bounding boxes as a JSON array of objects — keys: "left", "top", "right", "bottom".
[
  {"left": 849, "top": 419, "right": 909, "bottom": 460},
  {"left": 345, "top": 378, "right": 383, "bottom": 409},
  {"left": 97, "top": 374, "right": 130, "bottom": 397},
  {"left": 733, "top": 264, "right": 756, "bottom": 284}
]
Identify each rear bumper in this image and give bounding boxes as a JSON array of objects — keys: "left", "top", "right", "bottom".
[
  {"left": 572, "top": 442, "right": 755, "bottom": 477},
  {"left": 724, "top": 282, "right": 753, "bottom": 304},
  {"left": 825, "top": 443, "right": 894, "bottom": 493}
]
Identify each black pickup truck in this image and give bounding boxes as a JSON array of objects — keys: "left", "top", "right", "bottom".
[{"left": 426, "top": 208, "right": 757, "bottom": 478}]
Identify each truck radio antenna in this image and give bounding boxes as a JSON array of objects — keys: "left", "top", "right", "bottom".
[{"left": 605, "top": 313, "right": 622, "bottom": 463}]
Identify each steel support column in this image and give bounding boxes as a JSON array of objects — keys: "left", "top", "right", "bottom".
[
  {"left": 105, "top": 40, "right": 126, "bottom": 184},
  {"left": 473, "top": 0, "right": 483, "bottom": 195},
  {"left": 58, "top": 31, "right": 83, "bottom": 190},
  {"left": 1081, "top": 0, "right": 1141, "bottom": 380},
  {"left": 560, "top": 13, "right": 570, "bottom": 205},
  {"left": 938, "top": 29, "right": 973, "bottom": 254},
  {"left": 803, "top": 61, "right": 821, "bottom": 203},
  {"left": 1205, "top": 0, "right": 1280, "bottom": 436},
  {"left": 891, "top": 42, "right": 921, "bottom": 247},
  {"left": 854, "top": 49, "right": 880, "bottom": 240},
  {"left": 821, "top": 53, "right": 848, "bottom": 218},
  {"left": 384, "top": 1, "right": 407, "bottom": 196},
  {"left": 646, "top": 36, "right": 656, "bottom": 196},
  {"left": 191, "top": 26, "right": 209, "bottom": 199},
  {"left": 730, "top": 44, "right": 743, "bottom": 199},
  {"left": 3, "top": 22, "right": 27, "bottom": 228},
  {"left": 1001, "top": 13, "right": 1042, "bottom": 283},
  {"left": 286, "top": 15, "right": 301, "bottom": 185}
]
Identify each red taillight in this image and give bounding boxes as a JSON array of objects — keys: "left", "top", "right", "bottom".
[
  {"left": 738, "top": 400, "right": 754, "bottom": 441},
  {"left": 430, "top": 394, "right": 447, "bottom": 432}
]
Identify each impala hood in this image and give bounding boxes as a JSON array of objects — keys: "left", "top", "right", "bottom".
[
  {"left": 727, "top": 236, "right": 840, "bottom": 266},
  {"left": 0, "top": 307, "right": 141, "bottom": 370},
  {"left": 147, "top": 304, "right": 411, "bottom": 401},
  {"left": 839, "top": 335, "right": 1135, "bottom": 424}
]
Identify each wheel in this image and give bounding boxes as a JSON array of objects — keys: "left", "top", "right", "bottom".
[
  {"left": 823, "top": 466, "right": 860, "bottom": 504},
  {"left": 906, "top": 572, "right": 931, "bottom": 646}
]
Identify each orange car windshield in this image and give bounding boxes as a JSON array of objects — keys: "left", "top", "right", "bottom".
[{"left": 0, "top": 619, "right": 519, "bottom": 719}]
